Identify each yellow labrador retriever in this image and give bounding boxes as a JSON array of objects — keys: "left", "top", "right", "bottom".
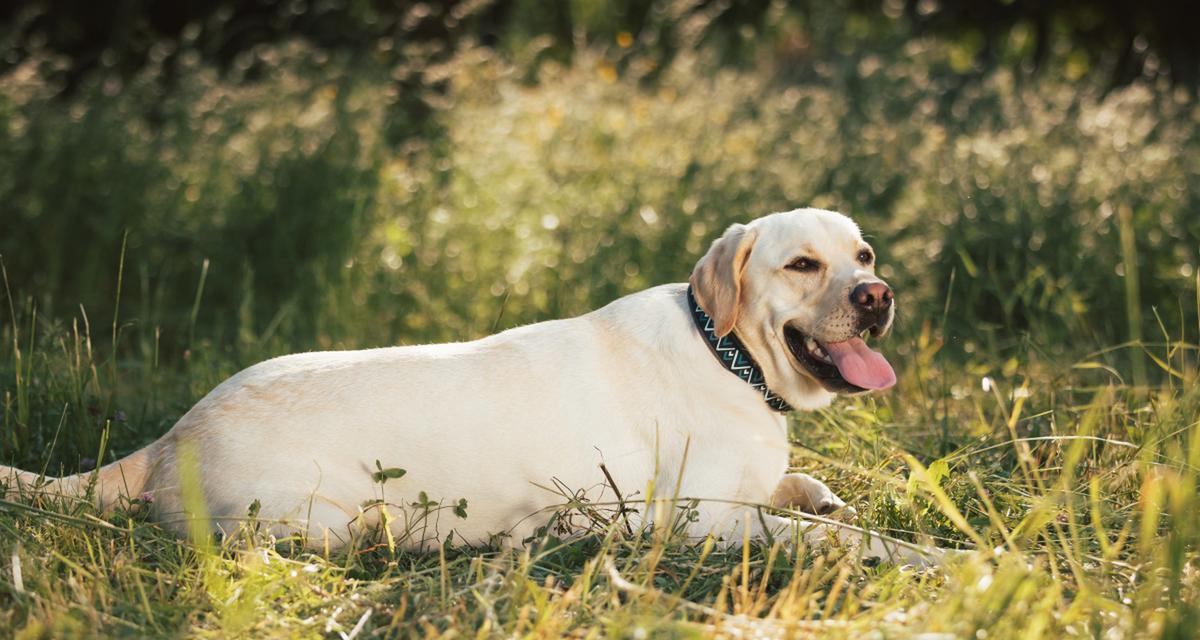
[{"left": 2, "top": 208, "right": 949, "bottom": 564}]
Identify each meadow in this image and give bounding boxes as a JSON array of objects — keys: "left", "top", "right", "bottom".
[{"left": 1, "top": 5, "right": 1199, "bottom": 637}]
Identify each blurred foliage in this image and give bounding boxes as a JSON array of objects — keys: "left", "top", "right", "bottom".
[
  {"left": 5, "top": 1, "right": 1200, "bottom": 94},
  {"left": 0, "top": 1, "right": 1197, "bottom": 371},
  {"left": 3, "top": 6, "right": 1199, "bottom": 636},
  {"left": 892, "top": 0, "right": 1200, "bottom": 90}
]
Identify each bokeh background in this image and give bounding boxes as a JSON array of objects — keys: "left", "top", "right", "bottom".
[{"left": 1, "top": 0, "right": 1198, "bottom": 465}]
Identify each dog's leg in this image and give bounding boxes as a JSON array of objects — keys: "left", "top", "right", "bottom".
[
  {"left": 770, "top": 473, "right": 856, "bottom": 521},
  {"left": 786, "top": 515, "right": 957, "bottom": 568},
  {"left": 691, "top": 505, "right": 955, "bottom": 568}
]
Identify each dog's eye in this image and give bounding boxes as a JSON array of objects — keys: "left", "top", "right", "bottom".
[
  {"left": 857, "top": 249, "right": 874, "bottom": 265},
  {"left": 786, "top": 257, "right": 821, "bottom": 273}
]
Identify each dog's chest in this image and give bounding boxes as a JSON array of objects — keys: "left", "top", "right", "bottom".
[{"left": 661, "top": 408, "right": 791, "bottom": 503}]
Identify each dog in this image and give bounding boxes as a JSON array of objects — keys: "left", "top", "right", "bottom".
[{"left": 2, "top": 208, "right": 952, "bottom": 565}]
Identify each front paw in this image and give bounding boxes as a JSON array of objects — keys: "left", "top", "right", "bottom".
[{"left": 770, "top": 473, "right": 857, "bottom": 522}]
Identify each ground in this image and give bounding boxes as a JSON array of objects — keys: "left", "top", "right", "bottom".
[{"left": 1, "top": 315, "right": 1196, "bottom": 638}]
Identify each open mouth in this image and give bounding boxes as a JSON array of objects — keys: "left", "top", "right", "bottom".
[{"left": 784, "top": 325, "right": 897, "bottom": 393}]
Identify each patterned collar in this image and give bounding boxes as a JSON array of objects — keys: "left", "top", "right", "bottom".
[{"left": 686, "top": 286, "right": 793, "bottom": 413}]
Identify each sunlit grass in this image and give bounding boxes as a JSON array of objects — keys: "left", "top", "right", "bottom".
[
  {"left": 1, "top": 7, "right": 1198, "bottom": 636},
  {"left": 1, "top": 277, "right": 1197, "bottom": 637}
]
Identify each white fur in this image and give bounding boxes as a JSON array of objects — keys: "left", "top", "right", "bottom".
[{"left": 3, "top": 208, "right": 954, "bottom": 565}]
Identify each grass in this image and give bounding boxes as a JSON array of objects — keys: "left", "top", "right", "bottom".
[
  {"left": 0, "top": 266, "right": 1198, "bottom": 638},
  {"left": 1, "top": 6, "right": 1199, "bottom": 636}
]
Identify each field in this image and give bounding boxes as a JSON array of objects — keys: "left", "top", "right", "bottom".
[{"left": 2, "top": 5, "right": 1200, "bottom": 638}]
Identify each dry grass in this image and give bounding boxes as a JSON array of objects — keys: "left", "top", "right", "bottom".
[{"left": 1, "top": 298, "right": 1197, "bottom": 637}]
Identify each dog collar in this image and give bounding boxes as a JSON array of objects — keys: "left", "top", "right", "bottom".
[{"left": 686, "top": 286, "right": 793, "bottom": 413}]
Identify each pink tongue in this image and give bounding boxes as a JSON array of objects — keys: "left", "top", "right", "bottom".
[{"left": 821, "top": 338, "right": 896, "bottom": 390}]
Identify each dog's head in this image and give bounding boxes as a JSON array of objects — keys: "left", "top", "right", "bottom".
[{"left": 690, "top": 208, "right": 896, "bottom": 410}]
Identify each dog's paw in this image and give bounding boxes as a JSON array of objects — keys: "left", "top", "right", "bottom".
[{"left": 771, "top": 473, "right": 856, "bottom": 521}]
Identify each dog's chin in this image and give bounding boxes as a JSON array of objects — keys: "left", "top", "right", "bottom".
[{"left": 782, "top": 325, "right": 870, "bottom": 395}]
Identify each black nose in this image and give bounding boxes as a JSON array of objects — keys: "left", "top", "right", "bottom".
[{"left": 850, "top": 282, "right": 893, "bottom": 315}]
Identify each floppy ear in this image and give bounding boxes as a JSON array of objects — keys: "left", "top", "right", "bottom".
[{"left": 689, "top": 223, "right": 759, "bottom": 337}]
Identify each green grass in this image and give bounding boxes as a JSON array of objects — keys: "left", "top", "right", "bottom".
[
  {"left": 2, "top": 6, "right": 1199, "bottom": 636},
  {"left": 1, "top": 270, "right": 1198, "bottom": 638}
]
